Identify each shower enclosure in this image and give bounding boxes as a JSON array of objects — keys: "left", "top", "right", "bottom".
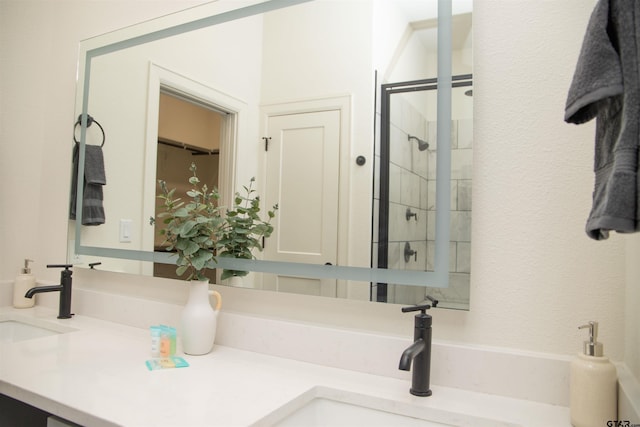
[{"left": 374, "top": 75, "right": 473, "bottom": 309}]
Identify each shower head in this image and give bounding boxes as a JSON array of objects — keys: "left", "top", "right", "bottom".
[{"left": 408, "top": 134, "right": 429, "bottom": 151}]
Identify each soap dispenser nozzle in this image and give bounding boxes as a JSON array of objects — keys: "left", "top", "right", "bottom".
[
  {"left": 22, "top": 259, "right": 34, "bottom": 274},
  {"left": 578, "top": 321, "right": 603, "bottom": 357}
]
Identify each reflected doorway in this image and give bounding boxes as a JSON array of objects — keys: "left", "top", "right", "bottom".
[{"left": 153, "top": 90, "right": 228, "bottom": 282}]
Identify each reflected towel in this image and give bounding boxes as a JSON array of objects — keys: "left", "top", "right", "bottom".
[{"left": 69, "top": 144, "right": 106, "bottom": 225}]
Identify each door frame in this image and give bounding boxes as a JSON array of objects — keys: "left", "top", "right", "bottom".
[{"left": 142, "top": 62, "right": 247, "bottom": 276}]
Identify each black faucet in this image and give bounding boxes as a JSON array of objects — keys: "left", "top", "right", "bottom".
[
  {"left": 25, "top": 264, "right": 74, "bottom": 319},
  {"left": 399, "top": 301, "right": 437, "bottom": 396}
]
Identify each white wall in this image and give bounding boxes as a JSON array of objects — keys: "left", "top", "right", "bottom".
[
  {"left": 1, "top": 0, "right": 639, "bottom": 383},
  {"left": 469, "top": 0, "right": 623, "bottom": 356}
]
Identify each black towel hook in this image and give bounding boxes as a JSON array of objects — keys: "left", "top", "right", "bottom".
[{"left": 73, "top": 114, "right": 105, "bottom": 147}]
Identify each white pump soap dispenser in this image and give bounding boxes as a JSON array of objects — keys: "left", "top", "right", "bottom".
[
  {"left": 13, "top": 259, "right": 36, "bottom": 308},
  {"left": 569, "top": 321, "right": 617, "bottom": 427}
]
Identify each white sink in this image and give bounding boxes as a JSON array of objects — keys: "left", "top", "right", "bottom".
[
  {"left": 0, "top": 314, "right": 77, "bottom": 343},
  {"left": 272, "top": 398, "right": 449, "bottom": 426},
  {"left": 252, "top": 387, "right": 520, "bottom": 427}
]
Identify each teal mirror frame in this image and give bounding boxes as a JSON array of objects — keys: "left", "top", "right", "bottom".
[{"left": 73, "top": 0, "right": 454, "bottom": 289}]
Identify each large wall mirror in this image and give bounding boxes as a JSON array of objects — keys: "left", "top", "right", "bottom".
[{"left": 69, "top": 0, "right": 473, "bottom": 310}]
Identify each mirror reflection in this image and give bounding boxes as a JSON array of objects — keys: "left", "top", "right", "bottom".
[
  {"left": 375, "top": 77, "right": 472, "bottom": 309},
  {"left": 69, "top": 0, "right": 472, "bottom": 309},
  {"left": 153, "top": 92, "right": 222, "bottom": 281}
]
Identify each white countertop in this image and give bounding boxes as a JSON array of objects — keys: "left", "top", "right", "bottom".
[{"left": 0, "top": 306, "right": 570, "bottom": 427}]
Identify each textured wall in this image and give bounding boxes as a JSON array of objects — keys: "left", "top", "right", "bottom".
[{"left": 461, "top": 0, "right": 626, "bottom": 358}]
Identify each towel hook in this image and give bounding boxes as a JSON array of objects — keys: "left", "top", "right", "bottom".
[{"left": 73, "top": 114, "right": 105, "bottom": 147}]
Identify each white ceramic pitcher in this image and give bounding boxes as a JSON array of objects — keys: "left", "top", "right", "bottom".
[{"left": 181, "top": 280, "right": 222, "bottom": 355}]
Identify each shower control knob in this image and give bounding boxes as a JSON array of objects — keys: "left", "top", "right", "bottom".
[{"left": 404, "top": 242, "right": 417, "bottom": 263}]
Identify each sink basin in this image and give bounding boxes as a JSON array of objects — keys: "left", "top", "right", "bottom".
[
  {"left": 252, "top": 387, "right": 519, "bottom": 427},
  {"left": 272, "top": 398, "right": 449, "bottom": 427},
  {"left": 0, "top": 314, "right": 76, "bottom": 343}
]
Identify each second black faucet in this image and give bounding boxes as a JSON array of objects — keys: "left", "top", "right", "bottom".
[{"left": 399, "top": 301, "right": 436, "bottom": 396}]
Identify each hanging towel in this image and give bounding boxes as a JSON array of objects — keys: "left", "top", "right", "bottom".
[
  {"left": 69, "top": 144, "right": 106, "bottom": 225},
  {"left": 565, "top": 0, "right": 640, "bottom": 240}
]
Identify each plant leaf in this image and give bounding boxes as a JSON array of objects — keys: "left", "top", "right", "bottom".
[
  {"left": 176, "top": 265, "right": 188, "bottom": 277},
  {"left": 182, "top": 241, "right": 201, "bottom": 256},
  {"left": 173, "top": 208, "right": 190, "bottom": 218}
]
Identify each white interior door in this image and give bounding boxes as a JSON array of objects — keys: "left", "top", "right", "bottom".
[{"left": 263, "top": 110, "right": 340, "bottom": 296}]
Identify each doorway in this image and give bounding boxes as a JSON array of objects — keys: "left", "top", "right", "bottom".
[{"left": 153, "top": 90, "right": 229, "bottom": 282}]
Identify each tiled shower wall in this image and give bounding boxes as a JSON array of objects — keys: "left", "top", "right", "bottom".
[
  {"left": 425, "top": 118, "right": 472, "bottom": 308},
  {"left": 387, "top": 95, "right": 429, "bottom": 273},
  {"left": 374, "top": 94, "right": 472, "bottom": 308}
]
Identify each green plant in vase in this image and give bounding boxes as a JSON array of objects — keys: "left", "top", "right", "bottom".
[
  {"left": 157, "top": 163, "right": 222, "bottom": 281},
  {"left": 217, "top": 177, "right": 278, "bottom": 281}
]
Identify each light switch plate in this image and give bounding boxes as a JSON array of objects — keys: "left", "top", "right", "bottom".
[{"left": 119, "top": 219, "right": 133, "bottom": 243}]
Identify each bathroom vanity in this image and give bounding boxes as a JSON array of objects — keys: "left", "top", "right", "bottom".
[{"left": 0, "top": 293, "right": 572, "bottom": 427}]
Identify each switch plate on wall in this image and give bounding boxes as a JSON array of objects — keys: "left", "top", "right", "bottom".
[{"left": 119, "top": 219, "right": 132, "bottom": 243}]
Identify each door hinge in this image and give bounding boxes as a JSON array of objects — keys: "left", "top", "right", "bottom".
[{"left": 262, "top": 136, "right": 271, "bottom": 151}]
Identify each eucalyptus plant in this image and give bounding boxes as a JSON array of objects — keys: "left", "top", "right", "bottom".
[
  {"left": 157, "top": 163, "right": 277, "bottom": 282},
  {"left": 157, "top": 163, "right": 222, "bottom": 281},
  {"left": 217, "top": 177, "right": 278, "bottom": 280}
]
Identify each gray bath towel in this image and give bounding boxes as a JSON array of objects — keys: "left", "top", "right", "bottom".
[
  {"left": 69, "top": 144, "right": 106, "bottom": 225},
  {"left": 84, "top": 144, "right": 106, "bottom": 185},
  {"left": 565, "top": 0, "right": 640, "bottom": 240}
]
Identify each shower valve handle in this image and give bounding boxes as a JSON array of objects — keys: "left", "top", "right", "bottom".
[{"left": 404, "top": 242, "right": 417, "bottom": 263}]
